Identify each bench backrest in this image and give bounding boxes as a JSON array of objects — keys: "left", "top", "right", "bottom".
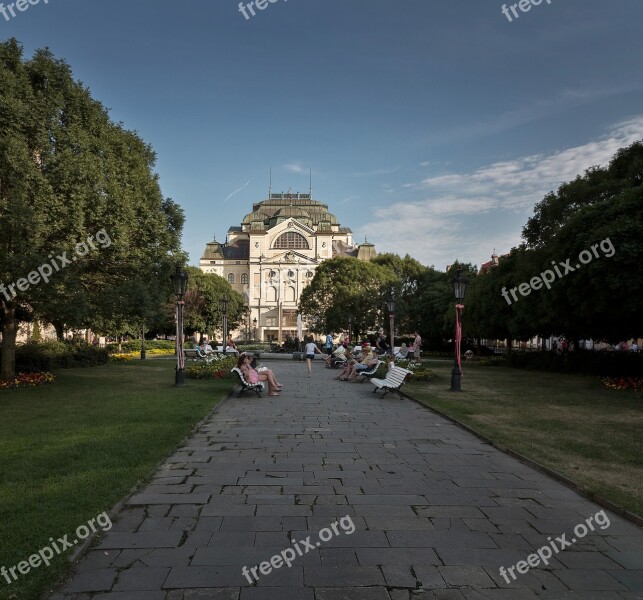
[
  {"left": 184, "top": 349, "right": 198, "bottom": 357},
  {"left": 231, "top": 367, "right": 250, "bottom": 385},
  {"left": 362, "top": 360, "right": 383, "bottom": 375},
  {"left": 384, "top": 366, "right": 411, "bottom": 387}
]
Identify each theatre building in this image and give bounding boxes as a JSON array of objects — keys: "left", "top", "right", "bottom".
[{"left": 199, "top": 192, "right": 376, "bottom": 342}]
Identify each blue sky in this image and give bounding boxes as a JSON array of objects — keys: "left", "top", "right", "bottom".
[{"left": 4, "top": 0, "right": 643, "bottom": 269}]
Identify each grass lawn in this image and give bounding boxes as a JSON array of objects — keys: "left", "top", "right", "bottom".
[
  {"left": 0, "top": 359, "right": 232, "bottom": 600},
  {"left": 405, "top": 360, "right": 643, "bottom": 518}
]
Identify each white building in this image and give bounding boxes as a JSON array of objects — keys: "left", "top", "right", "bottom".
[{"left": 199, "top": 192, "right": 376, "bottom": 342}]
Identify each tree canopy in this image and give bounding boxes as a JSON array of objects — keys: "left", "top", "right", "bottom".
[{"left": 0, "top": 39, "right": 184, "bottom": 379}]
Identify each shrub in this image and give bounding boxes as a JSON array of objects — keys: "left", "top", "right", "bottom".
[
  {"left": 507, "top": 350, "right": 643, "bottom": 377},
  {"left": 106, "top": 340, "right": 176, "bottom": 354},
  {"left": 6, "top": 340, "right": 109, "bottom": 372},
  {"left": 185, "top": 356, "right": 238, "bottom": 380}
]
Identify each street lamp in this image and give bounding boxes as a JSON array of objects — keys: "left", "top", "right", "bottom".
[
  {"left": 140, "top": 321, "right": 146, "bottom": 360},
  {"left": 348, "top": 314, "right": 353, "bottom": 346},
  {"left": 386, "top": 295, "right": 396, "bottom": 354},
  {"left": 450, "top": 268, "right": 467, "bottom": 392},
  {"left": 220, "top": 294, "right": 229, "bottom": 355},
  {"left": 171, "top": 265, "right": 189, "bottom": 386},
  {"left": 253, "top": 317, "right": 257, "bottom": 341}
]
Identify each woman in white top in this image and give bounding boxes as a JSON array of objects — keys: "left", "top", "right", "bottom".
[{"left": 304, "top": 337, "right": 323, "bottom": 377}]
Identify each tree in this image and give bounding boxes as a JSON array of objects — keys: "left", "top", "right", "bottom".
[
  {"left": 521, "top": 141, "right": 643, "bottom": 341},
  {"left": 182, "top": 267, "right": 245, "bottom": 340},
  {"left": 298, "top": 257, "right": 396, "bottom": 338},
  {"left": 0, "top": 40, "right": 184, "bottom": 379}
]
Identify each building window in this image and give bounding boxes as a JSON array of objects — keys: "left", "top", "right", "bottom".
[
  {"left": 273, "top": 232, "right": 309, "bottom": 250},
  {"left": 228, "top": 273, "right": 235, "bottom": 284},
  {"left": 241, "top": 273, "right": 249, "bottom": 285}
]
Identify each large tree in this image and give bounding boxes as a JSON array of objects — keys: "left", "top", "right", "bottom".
[
  {"left": 182, "top": 267, "right": 245, "bottom": 340},
  {"left": 298, "top": 257, "right": 396, "bottom": 339},
  {"left": 0, "top": 40, "right": 183, "bottom": 379}
]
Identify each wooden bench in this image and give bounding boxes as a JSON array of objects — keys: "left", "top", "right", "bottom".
[
  {"left": 371, "top": 366, "right": 412, "bottom": 397},
  {"left": 231, "top": 367, "right": 263, "bottom": 397},
  {"left": 356, "top": 360, "right": 384, "bottom": 382}
]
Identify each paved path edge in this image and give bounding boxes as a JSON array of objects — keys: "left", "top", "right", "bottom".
[
  {"left": 399, "top": 388, "right": 643, "bottom": 528},
  {"left": 67, "top": 383, "right": 238, "bottom": 566}
]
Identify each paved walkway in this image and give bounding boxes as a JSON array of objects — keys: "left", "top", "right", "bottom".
[{"left": 53, "top": 360, "right": 643, "bottom": 599}]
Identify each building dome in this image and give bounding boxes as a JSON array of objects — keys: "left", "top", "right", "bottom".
[{"left": 268, "top": 206, "right": 312, "bottom": 228}]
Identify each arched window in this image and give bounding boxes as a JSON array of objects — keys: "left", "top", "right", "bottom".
[
  {"left": 286, "top": 286, "right": 296, "bottom": 302},
  {"left": 241, "top": 273, "right": 249, "bottom": 285},
  {"left": 267, "top": 286, "right": 277, "bottom": 302},
  {"left": 228, "top": 273, "right": 235, "bottom": 284},
  {"left": 273, "top": 232, "right": 309, "bottom": 250}
]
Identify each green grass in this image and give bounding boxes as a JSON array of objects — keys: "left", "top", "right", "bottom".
[
  {"left": 405, "top": 360, "right": 643, "bottom": 517},
  {"left": 0, "top": 359, "right": 231, "bottom": 600}
]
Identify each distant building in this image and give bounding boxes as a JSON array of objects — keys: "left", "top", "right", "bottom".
[{"left": 199, "top": 191, "right": 376, "bottom": 342}]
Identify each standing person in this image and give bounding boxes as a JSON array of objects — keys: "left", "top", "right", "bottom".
[
  {"left": 413, "top": 330, "right": 422, "bottom": 362},
  {"left": 226, "top": 335, "right": 237, "bottom": 351},
  {"left": 305, "top": 336, "right": 323, "bottom": 377},
  {"left": 325, "top": 331, "right": 333, "bottom": 356}
]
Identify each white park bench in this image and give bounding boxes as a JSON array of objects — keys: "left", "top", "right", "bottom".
[
  {"left": 356, "top": 360, "right": 384, "bottom": 382},
  {"left": 371, "top": 366, "right": 412, "bottom": 398},
  {"left": 231, "top": 367, "right": 264, "bottom": 397}
]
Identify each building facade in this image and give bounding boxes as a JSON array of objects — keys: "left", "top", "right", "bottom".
[{"left": 199, "top": 192, "right": 376, "bottom": 342}]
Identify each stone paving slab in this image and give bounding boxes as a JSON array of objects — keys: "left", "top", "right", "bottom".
[{"left": 53, "top": 360, "right": 643, "bottom": 599}]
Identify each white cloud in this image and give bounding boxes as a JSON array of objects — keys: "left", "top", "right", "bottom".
[
  {"left": 223, "top": 180, "right": 251, "bottom": 203},
  {"left": 362, "top": 117, "right": 643, "bottom": 268},
  {"left": 283, "top": 162, "right": 307, "bottom": 174}
]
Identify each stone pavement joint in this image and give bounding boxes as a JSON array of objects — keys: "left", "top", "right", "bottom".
[{"left": 52, "top": 360, "right": 643, "bottom": 599}]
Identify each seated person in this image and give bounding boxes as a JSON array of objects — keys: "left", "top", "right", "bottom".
[
  {"left": 236, "top": 352, "right": 283, "bottom": 396},
  {"left": 376, "top": 334, "right": 390, "bottom": 355},
  {"left": 394, "top": 343, "right": 408, "bottom": 359},
  {"left": 204, "top": 340, "right": 214, "bottom": 354},
  {"left": 196, "top": 342, "right": 213, "bottom": 360},
  {"left": 345, "top": 349, "right": 379, "bottom": 382},
  {"left": 326, "top": 343, "right": 347, "bottom": 368}
]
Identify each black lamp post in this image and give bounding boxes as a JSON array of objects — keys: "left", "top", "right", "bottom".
[
  {"left": 220, "top": 294, "right": 229, "bottom": 355},
  {"left": 171, "top": 265, "right": 189, "bottom": 386},
  {"left": 450, "top": 268, "right": 467, "bottom": 392},
  {"left": 140, "top": 321, "right": 146, "bottom": 360},
  {"left": 252, "top": 317, "right": 257, "bottom": 341},
  {"left": 348, "top": 314, "right": 353, "bottom": 346},
  {"left": 386, "top": 295, "right": 396, "bottom": 354}
]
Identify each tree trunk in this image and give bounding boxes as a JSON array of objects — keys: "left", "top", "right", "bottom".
[
  {"left": 506, "top": 337, "right": 513, "bottom": 355},
  {"left": 1, "top": 303, "right": 18, "bottom": 381},
  {"left": 53, "top": 320, "right": 65, "bottom": 340},
  {"left": 541, "top": 335, "right": 546, "bottom": 352}
]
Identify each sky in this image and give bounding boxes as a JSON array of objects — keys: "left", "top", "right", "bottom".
[{"left": 3, "top": 0, "right": 643, "bottom": 270}]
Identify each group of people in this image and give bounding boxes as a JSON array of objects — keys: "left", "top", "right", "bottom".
[
  {"left": 195, "top": 335, "right": 237, "bottom": 358},
  {"left": 230, "top": 330, "right": 424, "bottom": 395}
]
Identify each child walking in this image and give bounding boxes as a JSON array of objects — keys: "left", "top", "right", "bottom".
[{"left": 304, "top": 337, "right": 323, "bottom": 377}]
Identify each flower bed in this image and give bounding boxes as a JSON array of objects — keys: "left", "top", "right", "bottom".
[
  {"left": 185, "top": 356, "right": 237, "bottom": 380},
  {"left": 601, "top": 377, "right": 643, "bottom": 392},
  {"left": 393, "top": 360, "right": 437, "bottom": 382},
  {"left": 0, "top": 372, "right": 55, "bottom": 390}
]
